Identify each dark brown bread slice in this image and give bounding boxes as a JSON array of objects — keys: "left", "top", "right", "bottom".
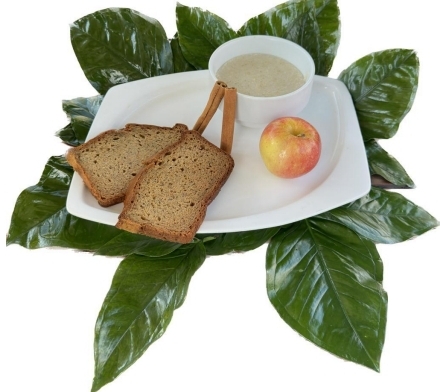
[
  {"left": 116, "top": 131, "right": 234, "bottom": 243},
  {"left": 66, "top": 123, "right": 187, "bottom": 206}
]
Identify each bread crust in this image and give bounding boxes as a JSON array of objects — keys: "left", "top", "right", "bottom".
[
  {"left": 65, "top": 124, "right": 187, "bottom": 207},
  {"left": 116, "top": 131, "right": 234, "bottom": 243},
  {"left": 66, "top": 129, "right": 121, "bottom": 206}
]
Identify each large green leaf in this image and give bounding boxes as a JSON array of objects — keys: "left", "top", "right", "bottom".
[
  {"left": 92, "top": 243, "right": 206, "bottom": 392},
  {"left": 238, "top": 0, "right": 309, "bottom": 39},
  {"left": 5, "top": 155, "right": 182, "bottom": 254},
  {"left": 338, "top": 49, "right": 419, "bottom": 140},
  {"left": 197, "top": 227, "right": 281, "bottom": 256},
  {"left": 267, "top": 219, "right": 387, "bottom": 371},
  {"left": 56, "top": 96, "right": 103, "bottom": 146},
  {"left": 292, "top": 8, "right": 322, "bottom": 73},
  {"left": 70, "top": 8, "right": 173, "bottom": 94},
  {"left": 6, "top": 156, "right": 122, "bottom": 250},
  {"left": 365, "top": 139, "right": 415, "bottom": 188},
  {"left": 320, "top": 188, "right": 439, "bottom": 244},
  {"left": 238, "top": 0, "right": 340, "bottom": 76},
  {"left": 95, "top": 231, "right": 181, "bottom": 257},
  {"left": 170, "top": 35, "right": 197, "bottom": 73},
  {"left": 313, "top": 0, "right": 340, "bottom": 75},
  {"left": 176, "top": 3, "right": 238, "bottom": 69}
]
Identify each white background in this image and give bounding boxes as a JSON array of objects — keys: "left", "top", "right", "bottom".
[{"left": 2, "top": 1, "right": 439, "bottom": 391}]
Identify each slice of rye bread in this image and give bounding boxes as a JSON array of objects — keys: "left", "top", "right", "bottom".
[
  {"left": 66, "top": 123, "right": 187, "bottom": 207},
  {"left": 116, "top": 131, "right": 234, "bottom": 243}
]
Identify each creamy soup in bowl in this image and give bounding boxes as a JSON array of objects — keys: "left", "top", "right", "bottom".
[
  {"left": 216, "top": 53, "right": 305, "bottom": 97},
  {"left": 208, "top": 35, "right": 315, "bottom": 128}
]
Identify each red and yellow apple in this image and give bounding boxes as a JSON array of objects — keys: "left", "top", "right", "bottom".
[{"left": 259, "top": 117, "right": 321, "bottom": 178}]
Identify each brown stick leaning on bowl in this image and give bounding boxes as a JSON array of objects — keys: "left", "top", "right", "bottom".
[
  {"left": 193, "top": 80, "right": 227, "bottom": 134},
  {"left": 192, "top": 80, "right": 236, "bottom": 154},
  {"left": 220, "top": 87, "right": 237, "bottom": 154}
]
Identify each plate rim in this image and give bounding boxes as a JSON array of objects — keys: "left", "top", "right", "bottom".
[{"left": 66, "top": 71, "right": 371, "bottom": 233}]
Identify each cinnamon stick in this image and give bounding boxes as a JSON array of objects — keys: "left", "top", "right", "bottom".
[
  {"left": 220, "top": 87, "right": 237, "bottom": 154},
  {"left": 193, "top": 80, "right": 227, "bottom": 134}
]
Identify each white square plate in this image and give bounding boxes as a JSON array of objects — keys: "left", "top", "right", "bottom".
[{"left": 66, "top": 71, "right": 370, "bottom": 233}]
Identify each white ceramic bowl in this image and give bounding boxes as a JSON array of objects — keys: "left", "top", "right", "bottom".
[{"left": 208, "top": 35, "right": 315, "bottom": 128}]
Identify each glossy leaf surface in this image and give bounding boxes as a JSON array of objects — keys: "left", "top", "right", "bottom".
[
  {"left": 6, "top": 156, "right": 121, "bottom": 250},
  {"left": 92, "top": 243, "right": 206, "bottom": 392},
  {"left": 313, "top": 0, "right": 340, "bottom": 75},
  {"left": 176, "top": 3, "right": 238, "bottom": 69},
  {"left": 95, "top": 232, "right": 181, "bottom": 257},
  {"left": 170, "top": 35, "right": 196, "bottom": 73},
  {"left": 238, "top": 0, "right": 309, "bottom": 38},
  {"left": 339, "top": 49, "right": 419, "bottom": 140},
  {"left": 365, "top": 139, "right": 415, "bottom": 188},
  {"left": 320, "top": 188, "right": 439, "bottom": 244},
  {"left": 56, "top": 95, "right": 103, "bottom": 146},
  {"left": 267, "top": 219, "right": 387, "bottom": 370},
  {"left": 197, "top": 226, "right": 281, "bottom": 256},
  {"left": 238, "top": 0, "right": 340, "bottom": 76},
  {"left": 6, "top": 155, "right": 179, "bottom": 254},
  {"left": 71, "top": 8, "right": 173, "bottom": 94}
]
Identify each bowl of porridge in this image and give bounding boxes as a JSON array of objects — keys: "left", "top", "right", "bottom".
[{"left": 208, "top": 35, "right": 315, "bottom": 127}]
